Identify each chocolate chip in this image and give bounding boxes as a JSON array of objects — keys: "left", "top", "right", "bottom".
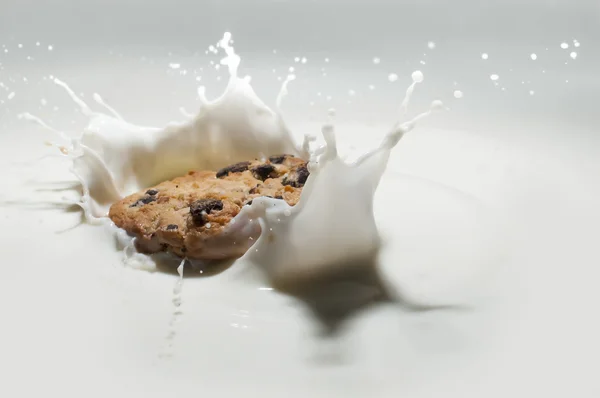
[
  {"left": 141, "top": 196, "right": 157, "bottom": 204},
  {"left": 181, "top": 247, "right": 187, "bottom": 253},
  {"left": 216, "top": 161, "right": 251, "bottom": 178},
  {"left": 145, "top": 189, "right": 159, "bottom": 196},
  {"left": 190, "top": 198, "right": 224, "bottom": 225},
  {"left": 282, "top": 164, "right": 310, "bottom": 188},
  {"left": 166, "top": 224, "right": 178, "bottom": 231},
  {"left": 268, "top": 154, "right": 288, "bottom": 164},
  {"left": 251, "top": 164, "right": 276, "bottom": 181},
  {"left": 129, "top": 195, "right": 157, "bottom": 207}
]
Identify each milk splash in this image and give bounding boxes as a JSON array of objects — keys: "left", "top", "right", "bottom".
[
  {"left": 23, "top": 33, "right": 443, "bottom": 287},
  {"left": 240, "top": 102, "right": 442, "bottom": 291}
]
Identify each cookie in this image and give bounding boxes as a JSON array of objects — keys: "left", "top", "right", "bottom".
[{"left": 108, "top": 154, "right": 308, "bottom": 261}]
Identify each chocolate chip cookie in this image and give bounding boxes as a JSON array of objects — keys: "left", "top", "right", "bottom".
[{"left": 108, "top": 154, "right": 308, "bottom": 261}]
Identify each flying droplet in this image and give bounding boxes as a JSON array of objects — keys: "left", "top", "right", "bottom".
[{"left": 411, "top": 70, "right": 424, "bottom": 83}]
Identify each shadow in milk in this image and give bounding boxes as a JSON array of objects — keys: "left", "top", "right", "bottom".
[{"left": 277, "top": 255, "right": 470, "bottom": 338}]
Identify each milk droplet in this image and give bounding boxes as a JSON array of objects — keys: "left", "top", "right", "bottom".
[
  {"left": 490, "top": 74, "right": 499, "bottom": 81},
  {"left": 431, "top": 100, "right": 444, "bottom": 110},
  {"left": 301, "top": 57, "right": 307, "bottom": 64},
  {"left": 427, "top": 41, "right": 436, "bottom": 49},
  {"left": 453, "top": 90, "right": 463, "bottom": 99},
  {"left": 529, "top": 90, "right": 535, "bottom": 95},
  {"left": 288, "top": 67, "right": 295, "bottom": 73},
  {"left": 372, "top": 57, "right": 381, "bottom": 64},
  {"left": 481, "top": 53, "right": 489, "bottom": 60},
  {"left": 169, "top": 63, "right": 181, "bottom": 69},
  {"left": 48, "top": 45, "right": 53, "bottom": 51},
  {"left": 574, "top": 40, "right": 581, "bottom": 48},
  {"left": 570, "top": 52, "right": 577, "bottom": 59},
  {"left": 368, "top": 84, "right": 375, "bottom": 90},
  {"left": 530, "top": 53, "right": 537, "bottom": 60},
  {"left": 41, "top": 98, "right": 47, "bottom": 106},
  {"left": 411, "top": 70, "right": 424, "bottom": 83},
  {"left": 388, "top": 73, "right": 398, "bottom": 82},
  {"left": 294, "top": 57, "right": 300, "bottom": 63},
  {"left": 324, "top": 58, "right": 329, "bottom": 63},
  {"left": 36, "top": 42, "right": 40, "bottom": 46},
  {"left": 560, "top": 42, "right": 569, "bottom": 49},
  {"left": 18, "top": 44, "right": 23, "bottom": 48},
  {"left": 348, "top": 89, "right": 356, "bottom": 96},
  {"left": 7, "top": 92, "right": 15, "bottom": 100}
]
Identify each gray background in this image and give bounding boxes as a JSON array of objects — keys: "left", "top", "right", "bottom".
[{"left": 1, "top": 0, "right": 599, "bottom": 135}]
